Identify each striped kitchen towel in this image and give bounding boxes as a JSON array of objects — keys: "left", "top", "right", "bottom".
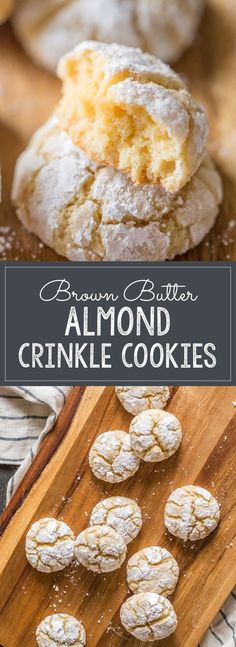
[
  {"left": 200, "top": 592, "right": 236, "bottom": 646},
  {"left": 0, "top": 385, "right": 235, "bottom": 645},
  {"left": 0, "top": 385, "right": 72, "bottom": 501}
]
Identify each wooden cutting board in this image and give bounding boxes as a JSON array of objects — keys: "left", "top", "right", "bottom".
[
  {"left": 0, "top": 0, "right": 236, "bottom": 261},
  {"left": 0, "top": 386, "right": 235, "bottom": 647}
]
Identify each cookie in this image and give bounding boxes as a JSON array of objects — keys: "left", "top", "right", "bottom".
[
  {"left": 36, "top": 614, "right": 86, "bottom": 647},
  {"left": 75, "top": 524, "right": 127, "bottom": 572},
  {"left": 25, "top": 518, "right": 75, "bottom": 573},
  {"left": 120, "top": 592, "right": 177, "bottom": 641},
  {"left": 12, "top": 117, "right": 223, "bottom": 262},
  {"left": 90, "top": 496, "right": 142, "bottom": 544},
  {"left": 129, "top": 409, "right": 182, "bottom": 462},
  {"left": 13, "top": 0, "right": 204, "bottom": 72},
  {"left": 127, "top": 546, "right": 179, "bottom": 596},
  {"left": 89, "top": 430, "right": 140, "bottom": 483},
  {"left": 164, "top": 485, "right": 221, "bottom": 541},
  {"left": 58, "top": 41, "right": 208, "bottom": 191},
  {"left": 115, "top": 386, "right": 170, "bottom": 415}
]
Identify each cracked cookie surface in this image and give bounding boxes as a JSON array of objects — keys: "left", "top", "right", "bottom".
[
  {"left": 90, "top": 496, "right": 142, "bottom": 544},
  {"left": 13, "top": 0, "right": 204, "bottom": 72},
  {"left": 25, "top": 518, "right": 75, "bottom": 573},
  {"left": 164, "top": 485, "right": 220, "bottom": 541},
  {"left": 36, "top": 614, "right": 86, "bottom": 647},
  {"left": 12, "top": 117, "right": 223, "bottom": 262},
  {"left": 120, "top": 591, "right": 177, "bottom": 641},
  {"left": 116, "top": 385, "right": 170, "bottom": 415},
  {"left": 89, "top": 430, "right": 140, "bottom": 482},
  {"left": 75, "top": 524, "right": 127, "bottom": 572},
  {"left": 127, "top": 546, "right": 179, "bottom": 596},
  {"left": 58, "top": 41, "right": 208, "bottom": 191},
  {"left": 130, "top": 409, "right": 182, "bottom": 462}
]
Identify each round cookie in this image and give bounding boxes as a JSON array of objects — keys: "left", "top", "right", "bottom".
[
  {"left": 36, "top": 614, "right": 86, "bottom": 647},
  {"left": 58, "top": 41, "right": 208, "bottom": 192},
  {"left": 0, "top": 0, "right": 13, "bottom": 24},
  {"left": 75, "top": 524, "right": 127, "bottom": 573},
  {"left": 13, "top": 0, "right": 204, "bottom": 72},
  {"left": 116, "top": 386, "right": 170, "bottom": 415},
  {"left": 127, "top": 546, "right": 179, "bottom": 596},
  {"left": 89, "top": 430, "right": 140, "bottom": 483},
  {"left": 129, "top": 409, "right": 182, "bottom": 462},
  {"left": 25, "top": 518, "right": 75, "bottom": 573},
  {"left": 120, "top": 592, "right": 177, "bottom": 641},
  {"left": 90, "top": 497, "right": 142, "bottom": 544},
  {"left": 12, "top": 117, "right": 223, "bottom": 263},
  {"left": 164, "top": 485, "right": 221, "bottom": 541}
]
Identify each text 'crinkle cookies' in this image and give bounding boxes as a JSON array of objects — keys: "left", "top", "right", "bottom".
[
  {"left": 36, "top": 614, "right": 86, "bottom": 647},
  {"left": 90, "top": 496, "right": 142, "bottom": 544},
  {"left": 25, "top": 518, "right": 75, "bottom": 573},
  {"left": 164, "top": 485, "right": 221, "bottom": 541},
  {"left": 75, "top": 524, "right": 127, "bottom": 572},
  {"left": 12, "top": 117, "right": 223, "bottom": 262},
  {"left": 0, "top": 0, "right": 13, "bottom": 23},
  {"left": 116, "top": 385, "right": 170, "bottom": 415},
  {"left": 120, "top": 592, "right": 177, "bottom": 641},
  {"left": 129, "top": 409, "right": 182, "bottom": 462},
  {"left": 89, "top": 430, "right": 140, "bottom": 482},
  {"left": 127, "top": 546, "right": 179, "bottom": 596},
  {"left": 57, "top": 41, "right": 208, "bottom": 191},
  {"left": 13, "top": 0, "right": 204, "bottom": 72}
]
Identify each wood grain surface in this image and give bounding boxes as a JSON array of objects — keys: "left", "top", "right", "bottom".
[
  {"left": 0, "top": 386, "right": 235, "bottom": 647},
  {"left": 0, "top": 0, "right": 236, "bottom": 261}
]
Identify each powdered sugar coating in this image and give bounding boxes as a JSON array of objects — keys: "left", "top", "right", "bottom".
[
  {"left": 36, "top": 614, "right": 86, "bottom": 647},
  {"left": 75, "top": 524, "right": 127, "bottom": 572},
  {"left": 58, "top": 40, "right": 182, "bottom": 88},
  {"left": 90, "top": 496, "right": 142, "bottom": 544},
  {"left": 12, "top": 117, "right": 223, "bottom": 262},
  {"left": 25, "top": 518, "right": 75, "bottom": 573},
  {"left": 89, "top": 430, "right": 140, "bottom": 483},
  {"left": 13, "top": 0, "right": 204, "bottom": 72},
  {"left": 120, "top": 592, "right": 177, "bottom": 641},
  {"left": 130, "top": 409, "right": 182, "bottom": 462},
  {"left": 58, "top": 41, "right": 208, "bottom": 191},
  {"left": 164, "top": 485, "right": 221, "bottom": 541},
  {"left": 127, "top": 546, "right": 179, "bottom": 596},
  {"left": 116, "top": 386, "right": 170, "bottom": 415}
]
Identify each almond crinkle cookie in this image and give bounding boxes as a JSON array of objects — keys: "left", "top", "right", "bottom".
[
  {"left": 25, "top": 518, "right": 75, "bottom": 573},
  {"left": 116, "top": 386, "right": 170, "bottom": 415},
  {"left": 164, "top": 485, "right": 221, "bottom": 541},
  {"left": 89, "top": 430, "right": 140, "bottom": 483},
  {"left": 12, "top": 0, "right": 204, "bottom": 72},
  {"left": 75, "top": 524, "right": 127, "bottom": 572},
  {"left": 57, "top": 41, "right": 208, "bottom": 191},
  {"left": 36, "top": 614, "right": 86, "bottom": 647},
  {"left": 90, "top": 496, "right": 142, "bottom": 544},
  {"left": 127, "top": 546, "right": 179, "bottom": 596},
  {"left": 0, "top": 0, "right": 13, "bottom": 23},
  {"left": 12, "top": 117, "right": 223, "bottom": 262},
  {"left": 120, "top": 592, "right": 177, "bottom": 641},
  {"left": 130, "top": 409, "right": 182, "bottom": 462}
]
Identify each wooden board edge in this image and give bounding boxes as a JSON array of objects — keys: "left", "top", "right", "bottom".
[
  {"left": 0, "top": 386, "right": 85, "bottom": 536},
  {"left": 0, "top": 386, "right": 108, "bottom": 570}
]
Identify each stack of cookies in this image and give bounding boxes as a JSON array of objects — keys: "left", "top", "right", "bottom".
[{"left": 12, "top": 41, "right": 223, "bottom": 262}]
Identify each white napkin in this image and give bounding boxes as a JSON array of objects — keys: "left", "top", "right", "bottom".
[{"left": 0, "top": 386, "right": 72, "bottom": 501}]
